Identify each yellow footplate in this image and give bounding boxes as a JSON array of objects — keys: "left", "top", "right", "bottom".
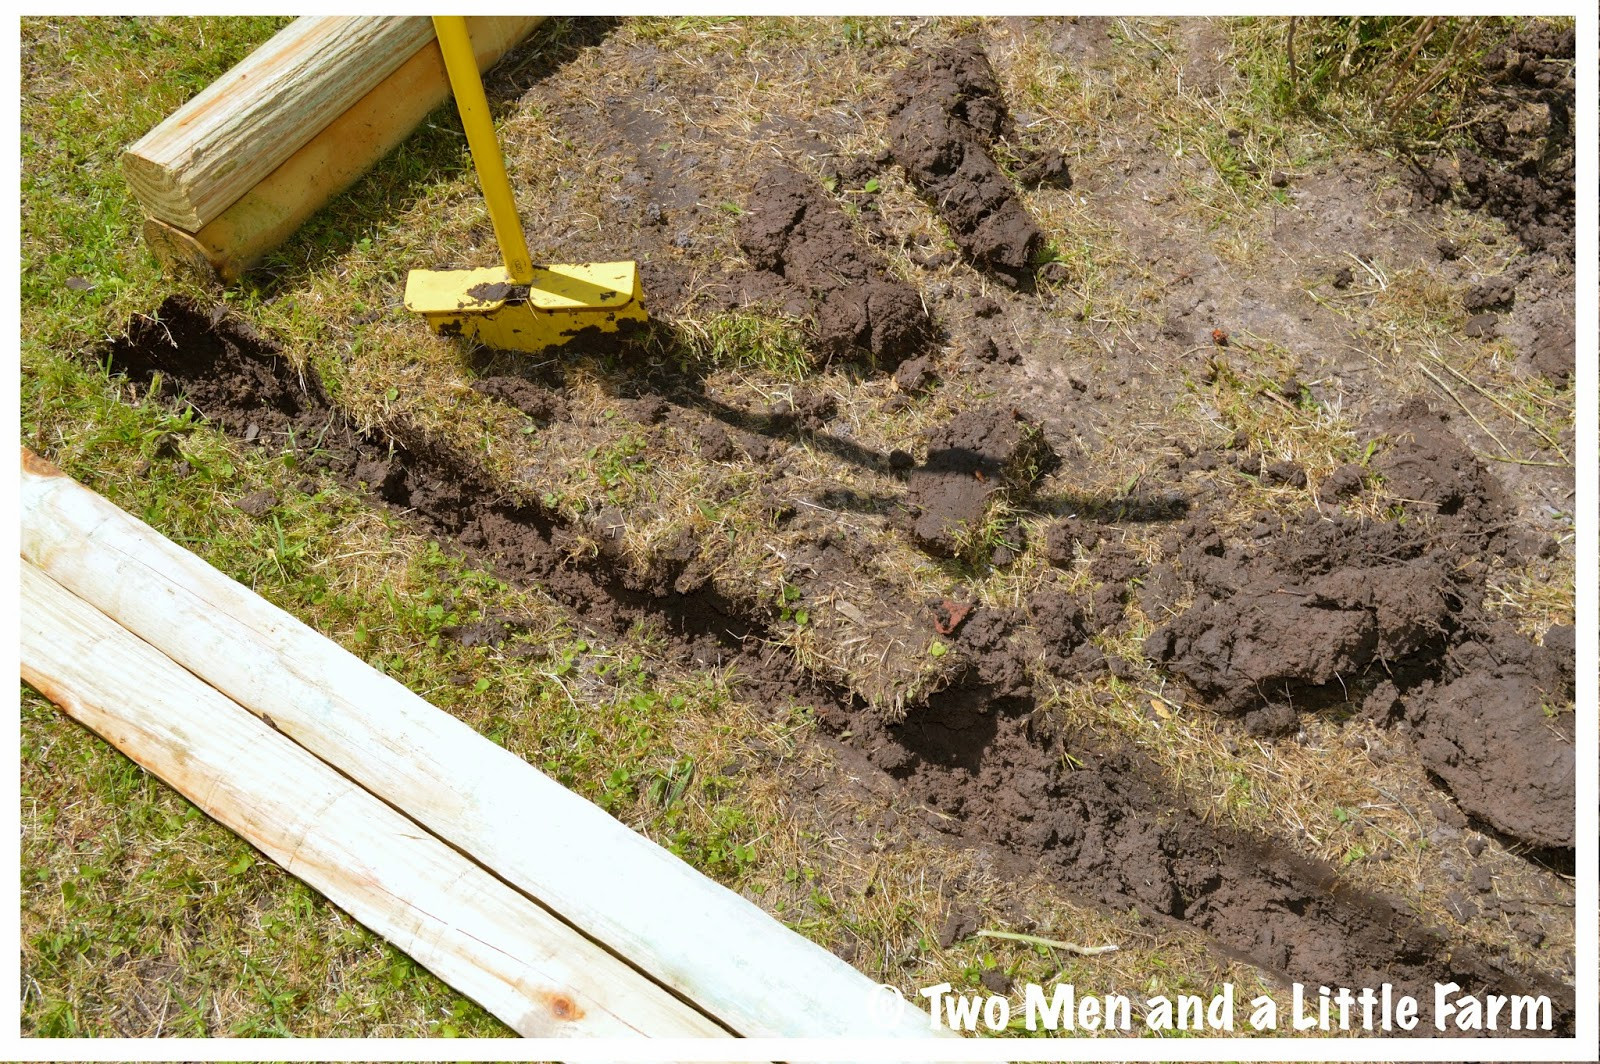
[{"left": 404, "top": 261, "right": 647, "bottom": 353}]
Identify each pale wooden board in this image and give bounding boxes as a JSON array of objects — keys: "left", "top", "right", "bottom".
[
  {"left": 123, "top": 17, "right": 436, "bottom": 231},
  {"left": 143, "top": 16, "right": 542, "bottom": 282},
  {"left": 19, "top": 450, "right": 944, "bottom": 1041},
  {"left": 20, "top": 561, "right": 732, "bottom": 1040}
]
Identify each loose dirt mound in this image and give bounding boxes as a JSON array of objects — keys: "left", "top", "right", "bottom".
[
  {"left": 1400, "top": 628, "right": 1575, "bottom": 850},
  {"left": 1143, "top": 403, "right": 1575, "bottom": 850},
  {"left": 1373, "top": 400, "right": 1520, "bottom": 552},
  {"left": 737, "top": 165, "right": 931, "bottom": 364},
  {"left": 97, "top": 299, "right": 1575, "bottom": 1032},
  {"left": 1415, "top": 23, "right": 1574, "bottom": 261},
  {"left": 886, "top": 41, "right": 1044, "bottom": 284},
  {"left": 1142, "top": 513, "right": 1453, "bottom": 717},
  {"left": 110, "top": 303, "right": 337, "bottom": 449}
]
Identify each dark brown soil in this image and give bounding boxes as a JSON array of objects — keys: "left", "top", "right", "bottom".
[
  {"left": 737, "top": 165, "right": 932, "bottom": 365},
  {"left": 1525, "top": 315, "right": 1574, "bottom": 384},
  {"left": 1413, "top": 23, "right": 1574, "bottom": 262},
  {"left": 848, "top": 689, "right": 1566, "bottom": 1026},
  {"left": 886, "top": 40, "right": 1044, "bottom": 285},
  {"left": 471, "top": 376, "right": 570, "bottom": 423},
  {"left": 96, "top": 297, "right": 1576, "bottom": 1034},
  {"left": 1401, "top": 630, "right": 1575, "bottom": 850},
  {"left": 1142, "top": 402, "right": 1575, "bottom": 851},
  {"left": 904, "top": 404, "right": 1054, "bottom": 557}
]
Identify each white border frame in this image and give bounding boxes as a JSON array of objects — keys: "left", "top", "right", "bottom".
[{"left": 6, "top": 3, "right": 1594, "bottom": 1059}]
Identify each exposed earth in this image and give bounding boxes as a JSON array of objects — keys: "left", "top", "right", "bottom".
[{"left": 28, "top": 15, "right": 1579, "bottom": 1038}]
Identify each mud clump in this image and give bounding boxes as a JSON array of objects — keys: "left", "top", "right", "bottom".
[
  {"left": 1371, "top": 400, "right": 1517, "bottom": 555},
  {"left": 737, "top": 165, "right": 931, "bottom": 365},
  {"left": 1404, "top": 627, "right": 1575, "bottom": 849},
  {"left": 1525, "top": 316, "right": 1574, "bottom": 383},
  {"left": 950, "top": 607, "right": 1033, "bottom": 700},
  {"left": 1143, "top": 512, "right": 1454, "bottom": 714},
  {"left": 1144, "top": 403, "right": 1575, "bottom": 850},
  {"left": 905, "top": 404, "right": 1055, "bottom": 558},
  {"left": 860, "top": 692, "right": 1572, "bottom": 1028},
  {"left": 886, "top": 41, "right": 1044, "bottom": 285},
  {"left": 472, "top": 376, "right": 570, "bottom": 423},
  {"left": 1415, "top": 23, "right": 1574, "bottom": 260},
  {"left": 1042, "top": 516, "right": 1100, "bottom": 566}
]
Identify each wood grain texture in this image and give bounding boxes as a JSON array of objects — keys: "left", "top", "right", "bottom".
[
  {"left": 19, "top": 450, "right": 944, "bottom": 1040},
  {"left": 20, "top": 561, "right": 730, "bottom": 1039},
  {"left": 123, "top": 17, "right": 436, "bottom": 230},
  {"left": 142, "top": 16, "right": 542, "bottom": 282}
]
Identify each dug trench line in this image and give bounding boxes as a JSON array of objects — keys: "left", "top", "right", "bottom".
[{"left": 96, "top": 297, "right": 1573, "bottom": 1035}]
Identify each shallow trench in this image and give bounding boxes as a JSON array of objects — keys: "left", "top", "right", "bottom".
[{"left": 96, "top": 297, "right": 1574, "bottom": 1035}]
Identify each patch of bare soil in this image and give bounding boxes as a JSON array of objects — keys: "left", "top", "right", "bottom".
[{"left": 98, "top": 296, "right": 1575, "bottom": 1034}]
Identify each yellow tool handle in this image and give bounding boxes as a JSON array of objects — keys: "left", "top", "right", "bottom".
[{"left": 432, "top": 15, "right": 534, "bottom": 285}]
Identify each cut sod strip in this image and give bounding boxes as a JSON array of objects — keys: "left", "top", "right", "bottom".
[
  {"left": 19, "top": 562, "right": 726, "bottom": 1039},
  {"left": 19, "top": 449, "right": 942, "bottom": 1040}
]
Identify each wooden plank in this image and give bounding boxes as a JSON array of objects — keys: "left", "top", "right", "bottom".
[
  {"left": 19, "top": 561, "right": 731, "bottom": 1040},
  {"left": 18, "top": 450, "right": 943, "bottom": 1041},
  {"left": 144, "top": 16, "right": 543, "bottom": 283},
  {"left": 123, "top": 17, "right": 437, "bottom": 231}
]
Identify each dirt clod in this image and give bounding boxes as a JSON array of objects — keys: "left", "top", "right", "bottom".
[
  {"left": 1144, "top": 513, "right": 1454, "bottom": 715},
  {"left": 1405, "top": 627, "right": 1575, "bottom": 849},
  {"left": 886, "top": 41, "right": 1044, "bottom": 285},
  {"left": 1143, "top": 405, "right": 1573, "bottom": 850},
  {"left": 979, "top": 968, "right": 1012, "bottom": 995},
  {"left": 1526, "top": 318, "right": 1574, "bottom": 383},
  {"left": 232, "top": 490, "right": 277, "bottom": 517},
  {"left": 473, "top": 376, "right": 570, "bottom": 423},
  {"left": 738, "top": 165, "right": 931, "bottom": 365},
  {"left": 906, "top": 405, "right": 1054, "bottom": 557},
  {"left": 1464, "top": 275, "right": 1516, "bottom": 312},
  {"left": 1372, "top": 401, "right": 1516, "bottom": 552},
  {"left": 1262, "top": 460, "right": 1307, "bottom": 488},
  {"left": 1043, "top": 516, "right": 1099, "bottom": 566},
  {"left": 938, "top": 907, "right": 977, "bottom": 949},
  {"left": 892, "top": 355, "right": 937, "bottom": 394},
  {"left": 1319, "top": 463, "right": 1367, "bottom": 500}
]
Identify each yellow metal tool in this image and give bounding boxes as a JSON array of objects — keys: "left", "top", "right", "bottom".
[{"left": 405, "top": 16, "right": 645, "bottom": 351}]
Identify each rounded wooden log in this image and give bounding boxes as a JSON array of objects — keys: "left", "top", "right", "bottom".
[
  {"left": 123, "top": 17, "right": 438, "bottom": 232},
  {"left": 20, "top": 561, "right": 730, "bottom": 1039},
  {"left": 142, "top": 16, "right": 542, "bottom": 283},
  {"left": 18, "top": 450, "right": 943, "bottom": 1041}
]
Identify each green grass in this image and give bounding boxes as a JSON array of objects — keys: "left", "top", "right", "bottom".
[
  {"left": 654, "top": 309, "right": 819, "bottom": 380},
  {"left": 1257, "top": 16, "right": 1496, "bottom": 140},
  {"left": 21, "top": 18, "right": 291, "bottom": 350}
]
